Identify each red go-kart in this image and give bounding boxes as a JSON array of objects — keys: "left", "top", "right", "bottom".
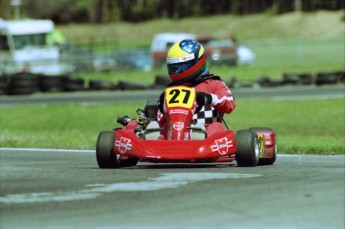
[{"left": 96, "top": 86, "right": 277, "bottom": 168}]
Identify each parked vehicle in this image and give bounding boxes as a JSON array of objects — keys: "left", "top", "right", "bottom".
[
  {"left": 150, "top": 33, "right": 238, "bottom": 69},
  {"left": 0, "top": 18, "right": 70, "bottom": 75}
]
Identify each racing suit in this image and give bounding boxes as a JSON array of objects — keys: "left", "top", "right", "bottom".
[{"left": 158, "top": 74, "right": 236, "bottom": 136}]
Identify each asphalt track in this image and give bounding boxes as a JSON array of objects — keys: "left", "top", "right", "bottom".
[
  {"left": 0, "top": 148, "right": 344, "bottom": 229},
  {"left": 0, "top": 85, "right": 344, "bottom": 106}
]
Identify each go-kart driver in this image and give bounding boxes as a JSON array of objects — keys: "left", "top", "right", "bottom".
[{"left": 157, "top": 39, "right": 236, "bottom": 136}]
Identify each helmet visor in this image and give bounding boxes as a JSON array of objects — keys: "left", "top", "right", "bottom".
[{"left": 168, "top": 59, "right": 195, "bottom": 75}]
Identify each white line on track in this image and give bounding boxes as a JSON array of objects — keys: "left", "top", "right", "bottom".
[{"left": 0, "top": 172, "right": 262, "bottom": 204}]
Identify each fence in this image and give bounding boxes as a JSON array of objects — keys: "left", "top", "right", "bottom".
[{"left": 0, "top": 36, "right": 343, "bottom": 95}]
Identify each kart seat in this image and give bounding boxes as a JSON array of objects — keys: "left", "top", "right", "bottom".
[
  {"left": 189, "top": 123, "right": 207, "bottom": 140},
  {"left": 144, "top": 121, "right": 162, "bottom": 140}
]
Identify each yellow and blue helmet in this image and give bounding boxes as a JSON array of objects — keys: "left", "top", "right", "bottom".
[{"left": 167, "top": 39, "right": 207, "bottom": 84}]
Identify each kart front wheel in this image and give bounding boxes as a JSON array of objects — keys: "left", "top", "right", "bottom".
[
  {"left": 119, "top": 158, "right": 139, "bottom": 167},
  {"left": 235, "top": 129, "right": 259, "bottom": 167},
  {"left": 96, "top": 131, "right": 118, "bottom": 168}
]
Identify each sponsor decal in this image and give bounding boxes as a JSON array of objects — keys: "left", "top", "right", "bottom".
[
  {"left": 173, "top": 122, "right": 184, "bottom": 131},
  {"left": 167, "top": 53, "right": 195, "bottom": 64},
  {"left": 169, "top": 109, "right": 188, "bottom": 115},
  {"left": 115, "top": 137, "right": 132, "bottom": 154},
  {"left": 211, "top": 137, "right": 233, "bottom": 155}
]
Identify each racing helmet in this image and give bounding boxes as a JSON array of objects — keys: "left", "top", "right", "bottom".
[{"left": 167, "top": 39, "right": 207, "bottom": 84}]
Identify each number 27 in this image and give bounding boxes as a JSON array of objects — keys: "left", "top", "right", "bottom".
[{"left": 168, "top": 89, "right": 191, "bottom": 104}]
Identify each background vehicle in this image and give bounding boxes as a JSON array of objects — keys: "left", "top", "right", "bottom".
[
  {"left": 0, "top": 19, "right": 69, "bottom": 75},
  {"left": 151, "top": 33, "right": 238, "bottom": 69}
]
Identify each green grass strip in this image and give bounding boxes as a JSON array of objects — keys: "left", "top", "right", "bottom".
[{"left": 0, "top": 98, "right": 343, "bottom": 154}]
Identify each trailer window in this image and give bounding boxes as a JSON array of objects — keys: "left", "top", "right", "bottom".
[
  {"left": 0, "top": 35, "right": 9, "bottom": 51},
  {"left": 13, "top": 33, "right": 47, "bottom": 50}
]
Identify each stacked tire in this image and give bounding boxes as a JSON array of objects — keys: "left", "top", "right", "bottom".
[
  {"left": 315, "top": 72, "right": 340, "bottom": 86},
  {"left": 62, "top": 76, "right": 85, "bottom": 92},
  {"left": 0, "top": 75, "right": 8, "bottom": 95},
  {"left": 89, "top": 79, "right": 118, "bottom": 91},
  {"left": 118, "top": 80, "right": 150, "bottom": 90},
  {"left": 8, "top": 73, "right": 39, "bottom": 95},
  {"left": 38, "top": 74, "right": 64, "bottom": 92},
  {"left": 282, "top": 73, "right": 313, "bottom": 85},
  {"left": 152, "top": 75, "right": 171, "bottom": 88}
]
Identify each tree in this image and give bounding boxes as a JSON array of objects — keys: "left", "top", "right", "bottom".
[{"left": 0, "top": 0, "right": 343, "bottom": 23}]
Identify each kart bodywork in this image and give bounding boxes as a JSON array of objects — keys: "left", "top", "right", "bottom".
[{"left": 96, "top": 86, "right": 277, "bottom": 168}]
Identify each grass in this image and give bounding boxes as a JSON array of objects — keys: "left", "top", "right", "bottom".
[
  {"left": 58, "top": 11, "right": 344, "bottom": 47},
  {"left": 228, "top": 98, "right": 345, "bottom": 155},
  {"left": 0, "top": 98, "right": 344, "bottom": 154}
]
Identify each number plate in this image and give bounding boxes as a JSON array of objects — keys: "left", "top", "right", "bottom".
[{"left": 166, "top": 86, "right": 195, "bottom": 108}]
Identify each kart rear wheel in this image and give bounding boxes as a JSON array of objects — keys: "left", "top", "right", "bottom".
[
  {"left": 250, "top": 127, "right": 277, "bottom": 165},
  {"left": 96, "top": 131, "right": 118, "bottom": 168},
  {"left": 235, "top": 129, "right": 259, "bottom": 167}
]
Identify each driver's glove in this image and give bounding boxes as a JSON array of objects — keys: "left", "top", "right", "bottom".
[
  {"left": 158, "top": 91, "right": 165, "bottom": 114},
  {"left": 196, "top": 92, "right": 213, "bottom": 107}
]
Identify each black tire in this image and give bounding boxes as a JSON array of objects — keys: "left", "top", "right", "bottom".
[
  {"left": 235, "top": 129, "right": 259, "bottom": 167},
  {"left": 96, "top": 131, "right": 118, "bottom": 168},
  {"left": 249, "top": 127, "right": 272, "bottom": 131},
  {"left": 38, "top": 75, "right": 64, "bottom": 92},
  {"left": 282, "top": 73, "right": 299, "bottom": 85},
  {"left": 298, "top": 73, "right": 313, "bottom": 85},
  {"left": 257, "top": 76, "right": 284, "bottom": 87},
  {"left": 258, "top": 152, "right": 276, "bottom": 165},
  {"left": 315, "top": 72, "right": 338, "bottom": 86},
  {"left": 11, "top": 72, "right": 38, "bottom": 83},
  {"left": 89, "top": 79, "right": 118, "bottom": 91},
  {"left": 63, "top": 76, "right": 85, "bottom": 92},
  {"left": 118, "top": 80, "right": 150, "bottom": 90},
  {"left": 8, "top": 73, "right": 39, "bottom": 95},
  {"left": 0, "top": 76, "right": 8, "bottom": 95},
  {"left": 0, "top": 89, "right": 7, "bottom": 95},
  {"left": 119, "top": 158, "right": 139, "bottom": 167},
  {"left": 154, "top": 75, "right": 171, "bottom": 87},
  {"left": 7, "top": 86, "right": 39, "bottom": 95},
  {"left": 334, "top": 71, "right": 345, "bottom": 83},
  {"left": 249, "top": 127, "right": 277, "bottom": 165}
]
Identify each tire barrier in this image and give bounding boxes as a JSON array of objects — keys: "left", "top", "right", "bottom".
[
  {"left": 0, "top": 76, "right": 8, "bottom": 95},
  {"left": 38, "top": 74, "right": 65, "bottom": 92},
  {"left": 315, "top": 72, "right": 340, "bottom": 86},
  {"left": 0, "top": 73, "right": 86, "bottom": 95},
  {"left": 8, "top": 73, "right": 39, "bottom": 95},
  {"left": 153, "top": 75, "right": 171, "bottom": 88},
  {"left": 335, "top": 71, "right": 345, "bottom": 83},
  {"left": 257, "top": 76, "right": 284, "bottom": 87},
  {"left": 0, "top": 71, "right": 343, "bottom": 96},
  {"left": 118, "top": 80, "right": 151, "bottom": 90},
  {"left": 298, "top": 73, "right": 313, "bottom": 85},
  {"left": 62, "top": 77, "right": 85, "bottom": 92},
  {"left": 89, "top": 79, "right": 118, "bottom": 91},
  {"left": 282, "top": 73, "right": 301, "bottom": 85},
  {"left": 282, "top": 73, "right": 313, "bottom": 85},
  {"left": 256, "top": 71, "right": 344, "bottom": 88},
  {"left": 225, "top": 76, "right": 237, "bottom": 88}
]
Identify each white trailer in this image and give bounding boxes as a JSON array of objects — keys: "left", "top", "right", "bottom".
[{"left": 0, "top": 19, "right": 69, "bottom": 75}]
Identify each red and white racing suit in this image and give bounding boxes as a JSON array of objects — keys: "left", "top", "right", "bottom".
[{"left": 159, "top": 76, "right": 236, "bottom": 136}]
